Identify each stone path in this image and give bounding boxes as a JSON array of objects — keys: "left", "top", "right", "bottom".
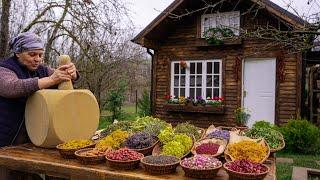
[{"left": 276, "top": 157, "right": 293, "bottom": 164}]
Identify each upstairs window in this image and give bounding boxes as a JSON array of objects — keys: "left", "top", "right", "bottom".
[{"left": 201, "top": 11, "right": 240, "bottom": 37}]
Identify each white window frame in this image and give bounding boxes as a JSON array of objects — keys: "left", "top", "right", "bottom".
[
  {"left": 201, "top": 11, "right": 240, "bottom": 37},
  {"left": 170, "top": 60, "right": 222, "bottom": 99}
]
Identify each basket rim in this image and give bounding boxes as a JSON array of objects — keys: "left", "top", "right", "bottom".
[
  {"left": 127, "top": 140, "right": 159, "bottom": 151},
  {"left": 105, "top": 153, "right": 144, "bottom": 163},
  {"left": 140, "top": 155, "right": 180, "bottom": 167},
  {"left": 223, "top": 162, "right": 270, "bottom": 176},
  {"left": 56, "top": 141, "right": 96, "bottom": 151},
  {"left": 180, "top": 157, "right": 222, "bottom": 171},
  {"left": 74, "top": 148, "right": 105, "bottom": 158}
]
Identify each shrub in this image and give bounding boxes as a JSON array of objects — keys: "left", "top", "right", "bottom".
[
  {"left": 137, "top": 90, "right": 151, "bottom": 117},
  {"left": 105, "top": 80, "right": 126, "bottom": 120},
  {"left": 279, "top": 118, "right": 320, "bottom": 154}
]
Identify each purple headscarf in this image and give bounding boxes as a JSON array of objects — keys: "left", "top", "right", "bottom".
[{"left": 9, "top": 32, "right": 44, "bottom": 53}]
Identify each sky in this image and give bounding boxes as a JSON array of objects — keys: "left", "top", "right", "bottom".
[{"left": 128, "top": 0, "right": 319, "bottom": 32}]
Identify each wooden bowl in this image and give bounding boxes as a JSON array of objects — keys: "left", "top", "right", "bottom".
[
  {"left": 106, "top": 153, "right": 144, "bottom": 170},
  {"left": 180, "top": 160, "right": 222, "bottom": 179},
  {"left": 56, "top": 141, "right": 96, "bottom": 159},
  {"left": 128, "top": 140, "right": 159, "bottom": 156},
  {"left": 223, "top": 162, "right": 270, "bottom": 180},
  {"left": 74, "top": 148, "right": 106, "bottom": 165},
  {"left": 140, "top": 155, "right": 180, "bottom": 174}
]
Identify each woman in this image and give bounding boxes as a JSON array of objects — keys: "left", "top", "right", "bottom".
[{"left": 0, "top": 32, "right": 78, "bottom": 147}]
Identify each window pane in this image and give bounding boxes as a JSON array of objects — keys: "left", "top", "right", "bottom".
[
  {"left": 214, "top": 62, "right": 220, "bottom": 74},
  {"left": 174, "top": 63, "right": 179, "bottom": 74},
  {"left": 181, "top": 67, "right": 186, "bottom": 74},
  {"left": 181, "top": 76, "right": 185, "bottom": 86},
  {"left": 190, "top": 76, "right": 195, "bottom": 86},
  {"left": 180, "top": 88, "right": 185, "bottom": 97},
  {"left": 206, "top": 75, "right": 212, "bottom": 87},
  {"left": 196, "top": 88, "right": 202, "bottom": 98},
  {"left": 189, "top": 88, "right": 195, "bottom": 99},
  {"left": 196, "top": 75, "right": 202, "bottom": 86},
  {"left": 190, "top": 63, "right": 195, "bottom": 74},
  {"left": 206, "top": 88, "right": 212, "bottom": 99},
  {"left": 174, "top": 88, "right": 179, "bottom": 98},
  {"left": 197, "top": 63, "right": 202, "bottom": 74},
  {"left": 207, "top": 62, "right": 212, "bottom": 74},
  {"left": 213, "top": 88, "right": 219, "bottom": 97},
  {"left": 174, "top": 76, "right": 179, "bottom": 86},
  {"left": 214, "top": 75, "right": 220, "bottom": 87}
]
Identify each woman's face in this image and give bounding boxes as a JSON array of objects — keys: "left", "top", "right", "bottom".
[{"left": 16, "top": 49, "right": 44, "bottom": 71}]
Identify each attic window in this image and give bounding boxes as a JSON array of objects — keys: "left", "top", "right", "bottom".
[{"left": 201, "top": 11, "right": 240, "bottom": 37}]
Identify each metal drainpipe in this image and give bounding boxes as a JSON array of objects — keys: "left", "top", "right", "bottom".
[{"left": 147, "top": 48, "right": 154, "bottom": 115}]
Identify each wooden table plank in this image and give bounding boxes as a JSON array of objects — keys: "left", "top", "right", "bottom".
[{"left": 0, "top": 144, "right": 276, "bottom": 180}]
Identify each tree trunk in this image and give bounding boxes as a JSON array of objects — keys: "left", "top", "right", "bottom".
[{"left": 0, "top": 0, "right": 11, "bottom": 59}]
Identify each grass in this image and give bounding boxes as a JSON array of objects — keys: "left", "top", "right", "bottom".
[
  {"left": 98, "top": 104, "right": 138, "bottom": 130},
  {"left": 276, "top": 151, "right": 320, "bottom": 180}
]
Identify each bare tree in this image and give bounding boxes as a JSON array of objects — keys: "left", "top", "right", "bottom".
[{"left": 0, "top": 0, "right": 11, "bottom": 58}]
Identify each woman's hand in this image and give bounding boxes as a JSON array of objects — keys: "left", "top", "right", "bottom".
[
  {"left": 65, "top": 63, "right": 77, "bottom": 80},
  {"left": 49, "top": 65, "right": 72, "bottom": 84}
]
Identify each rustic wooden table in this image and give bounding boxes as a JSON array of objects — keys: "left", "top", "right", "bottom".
[{"left": 0, "top": 144, "right": 276, "bottom": 180}]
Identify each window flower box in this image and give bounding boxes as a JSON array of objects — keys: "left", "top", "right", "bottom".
[{"left": 163, "top": 104, "right": 225, "bottom": 114}]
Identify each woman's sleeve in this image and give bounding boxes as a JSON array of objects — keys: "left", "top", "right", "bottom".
[{"left": 0, "top": 67, "right": 39, "bottom": 98}]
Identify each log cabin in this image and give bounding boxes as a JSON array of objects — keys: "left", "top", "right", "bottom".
[{"left": 132, "top": 0, "right": 308, "bottom": 128}]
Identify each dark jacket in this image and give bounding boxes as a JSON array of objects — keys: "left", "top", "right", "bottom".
[{"left": 0, "top": 56, "right": 48, "bottom": 147}]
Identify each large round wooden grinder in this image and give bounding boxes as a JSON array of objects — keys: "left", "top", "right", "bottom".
[{"left": 25, "top": 55, "right": 99, "bottom": 148}]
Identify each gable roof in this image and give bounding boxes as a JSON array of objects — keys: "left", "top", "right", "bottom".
[{"left": 132, "top": 0, "right": 307, "bottom": 47}]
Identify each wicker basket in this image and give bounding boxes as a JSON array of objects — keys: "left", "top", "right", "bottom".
[
  {"left": 180, "top": 161, "right": 222, "bottom": 179},
  {"left": 223, "top": 162, "right": 270, "bottom": 180},
  {"left": 128, "top": 140, "right": 159, "bottom": 156},
  {"left": 56, "top": 142, "right": 96, "bottom": 159},
  {"left": 106, "top": 154, "right": 144, "bottom": 170},
  {"left": 224, "top": 139, "right": 270, "bottom": 163},
  {"left": 191, "top": 138, "right": 227, "bottom": 158},
  {"left": 152, "top": 142, "right": 192, "bottom": 160},
  {"left": 74, "top": 148, "right": 106, "bottom": 165},
  {"left": 241, "top": 129, "right": 285, "bottom": 153},
  {"left": 140, "top": 155, "right": 180, "bottom": 174},
  {"left": 270, "top": 132, "right": 285, "bottom": 153}
]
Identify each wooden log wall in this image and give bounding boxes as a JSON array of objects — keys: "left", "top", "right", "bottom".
[{"left": 151, "top": 11, "right": 301, "bottom": 128}]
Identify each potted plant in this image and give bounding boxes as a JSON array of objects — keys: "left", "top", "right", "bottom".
[
  {"left": 234, "top": 107, "right": 251, "bottom": 126},
  {"left": 203, "top": 27, "right": 234, "bottom": 45},
  {"left": 194, "top": 96, "right": 206, "bottom": 106},
  {"left": 206, "top": 97, "right": 224, "bottom": 107}
]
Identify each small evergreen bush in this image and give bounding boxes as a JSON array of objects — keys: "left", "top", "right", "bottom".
[
  {"left": 137, "top": 90, "right": 151, "bottom": 117},
  {"left": 279, "top": 118, "right": 320, "bottom": 154}
]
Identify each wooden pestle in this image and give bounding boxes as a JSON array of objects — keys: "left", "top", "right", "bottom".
[{"left": 57, "top": 55, "right": 74, "bottom": 90}]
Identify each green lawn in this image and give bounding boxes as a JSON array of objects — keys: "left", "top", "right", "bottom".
[
  {"left": 276, "top": 152, "right": 320, "bottom": 180},
  {"left": 98, "top": 104, "right": 138, "bottom": 130}
]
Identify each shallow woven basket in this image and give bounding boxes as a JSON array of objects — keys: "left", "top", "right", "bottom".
[
  {"left": 191, "top": 138, "right": 227, "bottom": 158},
  {"left": 223, "top": 162, "right": 270, "bottom": 180},
  {"left": 152, "top": 142, "right": 192, "bottom": 160},
  {"left": 106, "top": 153, "right": 144, "bottom": 170},
  {"left": 128, "top": 140, "right": 159, "bottom": 156},
  {"left": 56, "top": 142, "right": 96, "bottom": 159},
  {"left": 240, "top": 129, "right": 285, "bottom": 153},
  {"left": 270, "top": 132, "right": 285, "bottom": 153},
  {"left": 74, "top": 148, "right": 105, "bottom": 165},
  {"left": 140, "top": 155, "right": 180, "bottom": 174},
  {"left": 224, "top": 139, "right": 270, "bottom": 163},
  {"left": 180, "top": 161, "right": 222, "bottom": 179}
]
